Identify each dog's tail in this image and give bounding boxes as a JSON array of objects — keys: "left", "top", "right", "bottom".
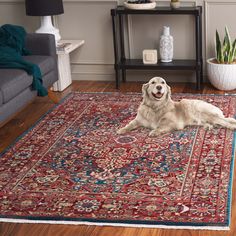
[{"left": 212, "top": 116, "right": 236, "bottom": 130}]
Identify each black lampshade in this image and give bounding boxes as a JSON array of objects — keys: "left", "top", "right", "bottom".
[{"left": 25, "top": 0, "right": 64, "bottom": 16}]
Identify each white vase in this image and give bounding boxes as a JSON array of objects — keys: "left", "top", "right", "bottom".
[
  {"left": 160, "top": 26, "right": 173, "bottom": 63},
  {"left": 207, "top": 58, "right": 236, "bottom": 91}
]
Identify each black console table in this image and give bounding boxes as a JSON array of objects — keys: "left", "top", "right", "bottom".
[{"left": 111, "top": 6, "right": 203, "bottom": 90}]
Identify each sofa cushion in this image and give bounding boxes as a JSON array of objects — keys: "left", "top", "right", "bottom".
[
  {"left": 23, "top": 55, "right": 55, "bottom": 76},
  {"left": 0, "top": 69, "right": 33, "bottom": 104},
  {"left": 0, "top": 56, "right": 56, "bottom": 104},
  {"left": 0, "top": 87, "right": 36, "bottom": 124}
]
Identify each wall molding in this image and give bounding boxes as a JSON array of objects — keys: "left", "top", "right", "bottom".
[
  {"left": 204, "top": 0, "right": 236, "bottom": 60},
  {"left": 0, "top": 1, "right": 22, "bottom": 4},
  {"left": 71, "top": 64, "right": 114, "bottom": 81}
]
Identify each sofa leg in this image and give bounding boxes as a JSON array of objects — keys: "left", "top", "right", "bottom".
[{"left": 48, "top": 89, "right": 59, "bottom": 104}]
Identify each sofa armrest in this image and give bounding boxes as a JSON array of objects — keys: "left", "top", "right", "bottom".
[
  {"left": 25, "top": 33, "right": 59, "bottom": 88},
  {"left": 25, "top": 33, "right": 57, "bottom": 59}
]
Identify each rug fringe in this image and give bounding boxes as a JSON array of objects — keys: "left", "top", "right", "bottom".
[{"left": 0, "top": 218, "right": 230, "bottom": 231}]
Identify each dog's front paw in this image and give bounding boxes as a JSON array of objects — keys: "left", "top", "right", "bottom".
[
  {"left": 117, "top": 128, "right": 127, "bottom": 135},
  {"left": 203, "top": 124, "right": 213, "bottom": 130},
  {"left": 149, "top": 130, "right": 160, "bottom": 137}
]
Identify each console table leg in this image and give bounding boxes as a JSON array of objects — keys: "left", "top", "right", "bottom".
[
  {"left": 195, "top": 14, "right": 201, "bottom": 90},
  {"left": 116, "top": 67, "right": 120, "bottom": 89},
  {"left": 200, "top": 61, "right": 204, "bottom": 84},
  {"left": 196, "top": 69, "right": 201, "bottom": 90},
  {"left": 119, "top": 15, "right": 125, "bottom": 61},
  {"left": 119, "top": 15, "right": 126, "bottom": 84},
  {"left": 122, "top": 69, "right": 126, "bottom": 82},
  {"left": 199, "top": 10, "right": 203, "bottom": 85},
  {"left": 111, "top": 11, "right": 120, "bottom": 89}
]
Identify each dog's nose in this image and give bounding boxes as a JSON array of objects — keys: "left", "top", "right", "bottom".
[{"left": 156, "top": 85, "right": 162, "bottom": 90}]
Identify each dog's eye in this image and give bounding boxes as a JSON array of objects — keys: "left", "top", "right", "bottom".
[
  {"left": 151, "top": 81, "right": 155, "bottom": 84},
  {"left": 161, "top": 81, "right": 165, "bottom": 84}
]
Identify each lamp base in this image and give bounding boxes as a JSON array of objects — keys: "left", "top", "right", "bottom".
[{"left": 36, "top": 16, "right": 61, "bottom": 43}]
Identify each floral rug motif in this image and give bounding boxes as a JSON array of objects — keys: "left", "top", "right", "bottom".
[{"left": 0, "top": 93, "right": 235, "bottom": 230}]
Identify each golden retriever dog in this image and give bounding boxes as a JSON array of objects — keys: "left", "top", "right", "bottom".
[{"left": 117, "top": 77, "right": 236, "bottom": 136}]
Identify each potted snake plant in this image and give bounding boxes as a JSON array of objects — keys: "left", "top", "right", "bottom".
[{"left": 207, "top": 27, "right": 236, "bottom": 90}]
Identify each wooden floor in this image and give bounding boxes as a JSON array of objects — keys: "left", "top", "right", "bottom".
[{"left": 0, "top": 81, "right": 236, "bottom": 236}]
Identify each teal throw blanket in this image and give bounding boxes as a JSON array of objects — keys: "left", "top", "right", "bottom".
[{"left": 0, "top": 24, "right": 48, "bottom": 96}]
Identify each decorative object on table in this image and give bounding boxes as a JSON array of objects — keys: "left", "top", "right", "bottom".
[
  {"left": 160, "top": 26, "right": 173, "bottom": 62},
  {"left": 124, "top": 0, "right": 156, "bottom": 10},
  {"left": 25, "top": 0, "right": 64, "bottom": 43},
  {"left": 0, "top": 92, "right": 235, "bottom": 230},
  {"left": 207, "top": 27, "right": 236, "bottom": 90},
  {"left": 170, "top": 0, "right": 180, "bottom": 9},
  {"left": 143, "top": 49, "right": 158, "bottom": 64}
]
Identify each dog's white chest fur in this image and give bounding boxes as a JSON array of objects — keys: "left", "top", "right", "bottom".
[{"left": 137, "top": 103, "right": 170, "bottom": 130}]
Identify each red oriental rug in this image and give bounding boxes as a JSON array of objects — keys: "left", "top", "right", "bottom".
[{"left": 0, "top": 93, "right": 235, "bottom": 230}]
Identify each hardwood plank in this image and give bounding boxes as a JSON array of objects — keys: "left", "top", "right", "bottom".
[{"left": 0, "top": 81, "right": 235, "bottom": 236}]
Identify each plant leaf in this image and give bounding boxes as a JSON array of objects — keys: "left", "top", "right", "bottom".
[
  {"left": 229, "top": 39, "right": 236, "bottom": 63},
  {"left": 216, "top": 30, "right": 223, "bottom": 63},
  {"left": 224, "top": 26, "right": 232, "bottom": 63},
  {"left": 215, "top": 27, "right": 236, "bottom": 64}
]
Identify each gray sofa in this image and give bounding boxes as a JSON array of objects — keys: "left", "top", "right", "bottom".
[{"left": 0, "top": 33, "right": 58, "bottom": 125}]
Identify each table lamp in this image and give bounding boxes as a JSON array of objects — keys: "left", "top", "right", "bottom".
[{"left": 25, "top": 0, "right": 64, "bottom": 43}]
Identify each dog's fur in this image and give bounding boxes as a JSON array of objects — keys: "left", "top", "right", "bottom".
[{"left": 117, "top": 77, "right": 236, "bottom": 136}]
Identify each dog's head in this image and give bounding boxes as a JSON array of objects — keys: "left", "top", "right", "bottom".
[{"left": 142, "top": 77, "right": 171, "bottom": 102}]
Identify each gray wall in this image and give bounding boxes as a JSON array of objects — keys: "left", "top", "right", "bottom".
[{"left": 1, "top": 0, "right": 236, "bottom": 83}]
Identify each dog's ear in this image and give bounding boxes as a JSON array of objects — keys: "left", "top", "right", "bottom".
[
  {"left": 142, "top": 83, "right": 149, "bottom": 98},
  {"left": 166, "top": 85, "right": 171, "bottom": 99}
]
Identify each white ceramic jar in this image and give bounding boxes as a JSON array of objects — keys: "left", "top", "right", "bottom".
[{"left": 160, "top": 26, "right": 173, "bottom": 63}]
